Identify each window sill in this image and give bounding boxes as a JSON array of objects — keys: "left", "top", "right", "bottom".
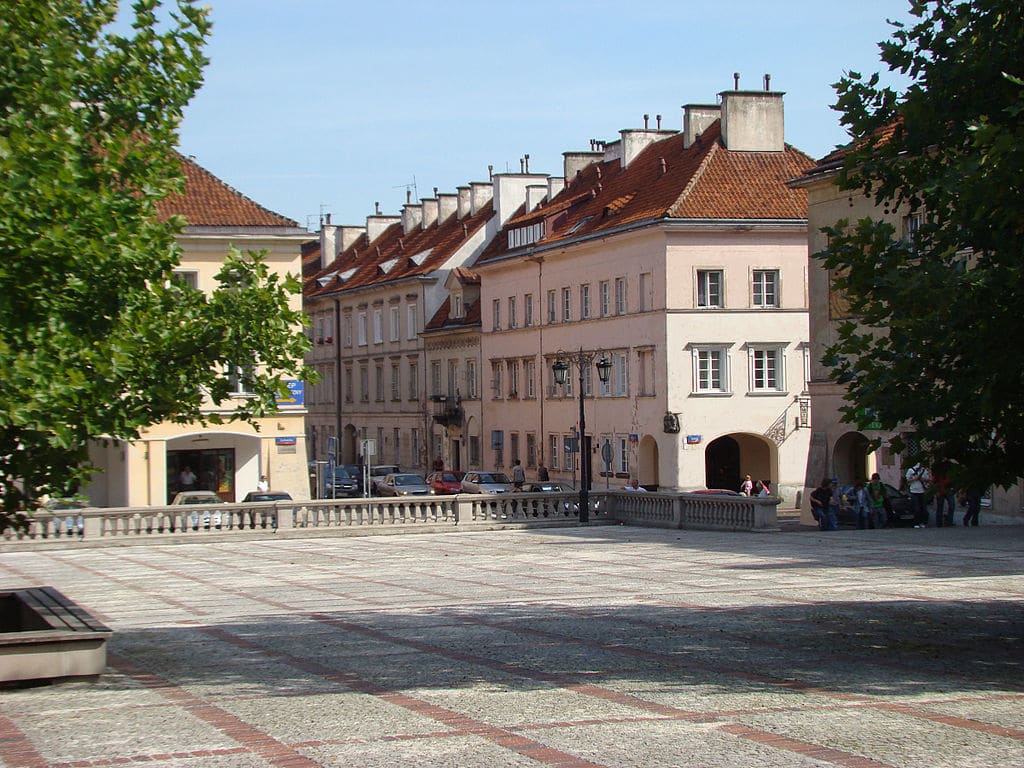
[
  {"left": 690, "top": 391, "right": 733, "bottom": 397},
  {"left": 746, "top": 390, "right": 788, "bottom": 397}
]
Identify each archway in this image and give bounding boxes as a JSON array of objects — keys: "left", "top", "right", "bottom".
[
  {"left": 833, "top": 431, "right": 871, "bottom": 484},
  {"left": 638, "top": 435, "right": 659, "bottom": 489},
  {"left": 705, "top": 433, "right": 775, "bottom": 493}
]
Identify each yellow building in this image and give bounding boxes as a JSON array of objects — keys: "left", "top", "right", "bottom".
[{"left": 85, "top": 157, "right": 311, "bottom": 505}]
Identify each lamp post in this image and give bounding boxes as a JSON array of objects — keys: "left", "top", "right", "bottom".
[{"left": 552, "top": 350, "right": 612, "bottom": 523}]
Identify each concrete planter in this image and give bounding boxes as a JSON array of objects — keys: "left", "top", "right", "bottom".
[{"left": 0, "top": 587, "right": 111, "bottom": 684}]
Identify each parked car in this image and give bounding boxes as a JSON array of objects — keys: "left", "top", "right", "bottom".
[
  {"left": 375, "top": 473, "right": 434, "bottom": 496},
  {"left": 427, "top": 471, "right": 464, "bottom": 494},
  {"left": 460, "top": 471, "right": 514, "bottom": 494},
  {"left": 321, "top": 467, "right": 360, "bottom": 498},
  {"left": 171, "top": 490, "right": 225, "bottom": 529},
  {"left": 240, "top": 490, "right": 291, "bottom": 529},
  {"left": 242, "top": 491, "right": 293, "bottom": 503},
  {"left": 520, "top": 482, "right": 577, "bottom": 515},
  {"left": 691, "top": 488, "right": 741, "bottom": 496},
  {"left": 369, "top": 464, "right": 401, "bottom": 493},
  {"left": 42, "top": 497, "right": 88, "bottom": 537},
  {"left": 837, "top": 482, "right": 915, "bottom": 527}
]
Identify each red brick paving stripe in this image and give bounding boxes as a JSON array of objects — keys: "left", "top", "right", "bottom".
[
  {"left": 200, "top": 626, "right": 611, "bottom": 768},
  {"left": 106, "top": 652, "right": 323, "bottom": 768},
  {"left": 0, "top": 714, "right": 49, "bottom": 768},
  {"left": 718, "top": 723, "right": 901, "bottom": 768},
  {"left": 877, "top": 702, "right": 1024, "bottom": 741},
  {"left": 49, "top": 749, "right": 249, "bottom": 768}
]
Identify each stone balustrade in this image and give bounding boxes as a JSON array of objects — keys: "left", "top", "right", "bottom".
[{"left": 1, "top": 490, "right": 778, "bottom": 547}]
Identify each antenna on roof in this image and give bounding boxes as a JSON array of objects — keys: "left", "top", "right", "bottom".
[{"left": 393, "top": 175, "right": 418, "bottom": 204}]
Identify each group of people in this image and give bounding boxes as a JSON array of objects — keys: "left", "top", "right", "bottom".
[
  {"left": 811, "top": 464, "right": 983, "bottom": 532},
  {"left": 740, "top": 474, "right": 772, "bottom": 497}
]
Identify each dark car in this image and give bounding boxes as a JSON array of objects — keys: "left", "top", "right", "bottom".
[
  {"left": 427, "top": 471, "right": 464, "bottom": 494},
  {"left": 242, "top": 491, "right": 293, "bottom": 503},
  {"left": 838, "top": 483, "right": 915, "bottom": 527},
  {"left": 691, "top": 489, "right": 741, "bottom": 496},
  {"left": 322, "top": 467, "right": 360, "bottom": 498}
]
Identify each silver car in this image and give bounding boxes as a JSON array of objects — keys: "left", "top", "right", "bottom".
[
  {"left": 376, "top": 473, "right": 434, "bottom": 496},
  {"left": 460, "top": 471, "right": 514, "bottom": 494}
]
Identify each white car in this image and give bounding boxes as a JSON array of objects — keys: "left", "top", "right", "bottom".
[
  {"left": 460, "top": 472, "right": 514, "bottom": 494},
  {"left": 171, "top": 490, "right": 226, "bottom": 529}
]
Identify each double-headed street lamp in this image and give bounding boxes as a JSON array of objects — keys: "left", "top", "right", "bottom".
[{"left": 552, "top": 350, "right": 612, "bottom": 523}]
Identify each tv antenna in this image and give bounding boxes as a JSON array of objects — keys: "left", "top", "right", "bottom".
[{"left": 393, "top": 175, "right": 418, "bottom": 204}]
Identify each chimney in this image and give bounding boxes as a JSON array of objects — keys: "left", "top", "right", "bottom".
[
  {"left": 548, "top": 176, "right": 565, "bottom": 200},
  {"left": 437, "top": 193, "right": 458, "bottom": 223},
  {"left": 420, "top": 196, "right": 439, "bottom": 229},
  {"left": 338, "top": 225, "right": 365, "bottom": 253},
  {"left": 493, "top": 172, "right": 549, "bottom": 224},
  {"left": 456, "top": 186, "right": 472, "bottom": 219},
  {"left": 319, "top": 221, "right": 337, "bottom": 269},
  {"left": 525, "top": 184, "right": 547, "bottom": 213},
  {"left": 682, "top": 103, "right": 722, "bottom": 148},
  {"left": 563, "top": 151, "right": 603, "bottom": 182},
  {"left": 366, "top": 212, "right": 400, "bottom": 243},
  {"left": 470, "top": 181, "right": 492, "bottom": 216},
  {"left": 719, "top": 81, "right": 785, "bottom": 152},
  {"left": 401, "top": 202, "right": 423, "bottom": 234},
  {"left": 619, "top": 119, "right": 674, "bottom": 169}
]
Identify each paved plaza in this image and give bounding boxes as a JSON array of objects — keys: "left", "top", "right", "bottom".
[{"left": 1, "top": 523, "right": 1022, "bottom": 767}]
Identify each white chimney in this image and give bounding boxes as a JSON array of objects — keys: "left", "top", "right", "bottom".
[
  {"left": 338, "top": 225, "right": 365, "bottom": 252},
  {"left": 548, "top": 176, "right": 565, "bottom": 200},
  {"left": 563, "top": 151, "right": 602, "bottom": 182},
  {"left": 319, "top": 217, "right": 337, "bottom": 269},
  {"left": 682, "top": 104, "right": 721, "bottom": 148},
  {"left": 401, "top": 203, "right": 423, "bottom": 234},
  {"left": 366, "top": 214, "right": 400, "bottom": 243},
  {"left": 437, "top": 193, "right": 458, "bottom": 223},
  {"left": 525, "top": 184, "right": 547, "bottom": 213},
  {"left": 493, "top": 173, "right": 549, "bottom": 224},
  {"left": 719, "top": 87, "right": 784, "bottom": 152},
  {"left": 420, "top": 197, "right": 439, "bottom": 229},
  {"left": 470, "top": 182, "right": 492, "bottom": 216},
  {"left": 619, "top": 125, "right": 674, "bottom": 169},
  {"left": 457, "top": 186, "right": 472, "bottom": 219}
]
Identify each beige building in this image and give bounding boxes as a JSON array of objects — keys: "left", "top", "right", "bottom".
[
  {"left": 792, "top": 146, "right": 1023, "bottom": 522},
  {"left": 85, "top": 157, "right": 311, "bottom": 505},
  {"left": 472, "top": 86, "right": 814, "bottom": 503}
]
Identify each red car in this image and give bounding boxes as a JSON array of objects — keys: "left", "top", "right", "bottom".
[{"left": 426, "top": 471, "right": 464, "bottom": 494}]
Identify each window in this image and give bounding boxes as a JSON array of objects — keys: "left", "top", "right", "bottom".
[
  {"left": 408, "top": 361, "right": 418, "bottom": 401},
  {"left": 508, "top": 296, "right": 517, "bottom": 329},
  {"left": 172, "top": 270, "right": 198, "bottom": 290},
  {"left": 448, "top": 360, "right": 458, "bottom": 398},
  {"left": 453, "top": 294, "right": 463, "bottom": 319},
  {"left": 580, "top": 284, "right": 591, "bottom": 319},
  {"left": 491, "top": 361, "right": 503, "bottom": 399},
  {"left": 697, "top": 270, "right": 723, "bottom": 308},
  {"left": 359, "top": 366, "right": 369, "bottom": 402},
  {"left": 412, "top": 428, "right": 421, "bottom": 466},
  {"left": 393, "top": 428, "right": 400, "bottom": 464},
  {"left": 466, "top": 358, "right": 478, "bottom": 399},
  {"left": 548, "top": 434, "right": 560, "bottom": 470},
  {"left": 344, "top": 367, "right": 353, "bottom": 403},
  {"left": 343, "top": 315, "right": 353, "bottom": 347},
  {"left": 373, "top": 309, "right": 383, "bottom": 344},
  {"left": 227, "top": 362, "right": 255, "bottom": 396},
  {"left": 599, "top": 281, "right": 610, "bottom": 317},
  {"left": 614, "top": 277, "right": 627, "bottom": 315},
  {"left": 526, "top": 433, "right": 536, "bottom": 468},
  {"left": 510, "top": 433, "right": 520, "bottom": 465},
  {"left": 492, "top": 299, "right": 501, "bottom": 330},
  {"left": 524, "top": 359, "right": 536, "bottom": 399},
  {"left": 524, "top": 294, "right": 534, "bottom": 327},
  {"left": 357, "top": 311, "right": 367, "bottom": 346},
  {"left": 693, "top": 347, "right": 729, "bottom": 393},
  {"left": 903, "top": 211, "right": 924, "bottom": 246},
  {"left": 613, "top": 352, "right": 628, "bottom": 396},
  {"left": 752, "top": 270, "right": 779, "bottom": 308},
  {"left": 547, "top": 290, "right": 557, "bottom": 323},
  {"left": 638, "top": 349, "right": 655, "bottom": 396},
  {"left": 391, "top": 363, "right": 401, "bottom": 401},
  {"left": 507, "top": 360, "right": 520, "bottom": 397},
  {"left": 561, "top": 287, "right": 571, "bottom": 322},
  {"left": 469, "top": 435, "right": 480, "bottom": 467},
  {"left": 639, "top": 272, "right": 652, "bottom": 312},
  {"left": 617, "top": 436, "right": 629, "bottom": 474},
  {"left": 431, "top": 361, "right": 442, "bottom": 397},
  {"left": 375, "top": 363, "right": 384, "bottom": 401},
  {"left": 491, "top": 430, "right": 504, "bottom": 467},
  {"left": 390, "top": 306, "right": 400, "bottom": 341},
  {"left": 407, "top": 303, "right": 418, "bottom": 339},
  {"left": 750, "top": 347, "right": 784, "bottom": 392}
]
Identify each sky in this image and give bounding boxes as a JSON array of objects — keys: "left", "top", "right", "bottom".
[{"left": 169, "top": 0, "right": 916, "bottom": 230}]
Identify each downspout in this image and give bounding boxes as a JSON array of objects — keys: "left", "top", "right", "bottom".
[
  {"left": 532, "top": 252, "right": 545, "bottom": 465},
  {"left": 334, "top": 298, "right": 343, "bottom": 460}
]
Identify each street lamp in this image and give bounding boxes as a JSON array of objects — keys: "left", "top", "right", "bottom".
[{"left": 552, "top": 350, "right": 612, "bottom": 523}]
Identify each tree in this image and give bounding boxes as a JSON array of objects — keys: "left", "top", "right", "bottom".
[
  {"left": 0, "top": 1, "right": 312, "bottom": 529},
  {"left": 819, "top": 0, "right": 1024, "bottom": 490}
]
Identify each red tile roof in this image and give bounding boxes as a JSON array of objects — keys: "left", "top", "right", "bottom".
[
  {"left": 304, "top": 200, "right": 494, "bottom": 300},
  {"left": 424, "top": 295, "right": 481, "bottom": 331},
  {"left": 156, "top": 154, "right": 300, "bottom": 228},
  {"left": 477, "top": 120, "right": 813, "bottom": 266}
]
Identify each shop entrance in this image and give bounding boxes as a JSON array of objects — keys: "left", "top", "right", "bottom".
[{"left": 167, "top": 448, "right": 236, "bottom": 503}]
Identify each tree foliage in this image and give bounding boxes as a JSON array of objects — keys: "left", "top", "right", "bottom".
[
  {"left": 0, "top": 1, "right": 312, "bottom": 527},
  {"left": 819, "top": 0, "right": 1024, "bottom": 489}
]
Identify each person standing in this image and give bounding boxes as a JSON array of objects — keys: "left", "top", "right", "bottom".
[
  {"left": 931, "top": 466, "right": 955, "bottom": 527},
  {"left": 853, "top": 480, "right": 871, "bottom": 529},
  {"left": 537, "top": 463, "right": 550, "bottom": 482},
  {"left": 867, "top": 473, "right": 888, "bottom": 528},
  {"left": 257, "top": 474, "right": 269, "bottom": 492},
  {"left": 905, "top": 463, "right": 931, "bottom": 527},
  {"left": 740, "top": 474, "right": 754, "bottom": 496},
  {"left": 179, "top": 466, "right": 196, "bottom": 491},
  {"left": 810, "top": 477, "right": 836, "bottom": 531},
  {"left": 962, "top": 485, "right": 982, "bottom": 527},
  {"left": 512, "top": 459, "right": 525, "bottom": 490},
  {"left": 624, "top": 479, "right": 647, "bottom": 492}
]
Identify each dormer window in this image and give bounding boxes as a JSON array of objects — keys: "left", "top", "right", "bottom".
[
  {"left": 507, "top": 222, "right": 545, "bottom": 249},
  {"left": 453, "top": 294, "right": 463, "bottom": 319}
]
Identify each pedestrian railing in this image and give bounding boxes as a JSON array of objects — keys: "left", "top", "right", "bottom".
[{"left": 1, "top": 490, "right": 777, "bottom": 547}]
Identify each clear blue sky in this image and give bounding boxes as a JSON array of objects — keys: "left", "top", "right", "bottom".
[{"left": 173, "top": 0, "right": 914, "bottom": 230}]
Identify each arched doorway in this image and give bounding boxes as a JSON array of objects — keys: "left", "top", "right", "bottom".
[
  {"left": 638, "top": 435, "right": 659, "bottom": 488},
  {"left": 705, "top": 433, "right": 775, "bottom": 493},
  {"left": 833, "top": 431, "right": 871, "bottom": 484},
  {"left": 705, "top": 436, "right": 740, "bottom": 490}
]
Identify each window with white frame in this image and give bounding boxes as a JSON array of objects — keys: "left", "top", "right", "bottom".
[
  {"left": 357, "top": 311, "right": 367, "bottom": 346},
  {"left": 492, "top": 299, "right": 501, "bottom": 330},
  {"left": 693, "top": 347, "right": 729, "bottom": 393},
  {"left": 614, "top": 277, "right": 627, "bottom": 315},
  {"left": 752, "top": 270, "right": 779, "bottom": 308},
  {"left": 548, "top": 434, "right": 560, "bottom": 470},
  {"left": 407, "top": 303, "right": 418, "bottom": 339},
  {"left": 547, "top": 290, "right": 557, "bottom": 323},
  {"left": 697, "top": 270, "right": 723, "bottom": 308},
  {"left": 526, "top": 433, "right": 536, "bottom": 468},
  {"left": 375, "top": 363, "right": 384, "bottom": 401},
  {"left": 508, "top": 359, "right": 520, "bottom": 397},
  {"left": 373, "top": 309, "right": 383, "bottom": 344},
  {"left": 344, "top": 367, "right": 353, "bottom": 402},
  {"left": 524, "top": 293, "right": 534, "bottom": 327},
  {"left": 599, "top": 280, "right": 610, "bottom": 317},
  {"left": 639, "top": 272, "right": 652, "bottom": 311},
  {"left": 508, "top": 296, "right": 517, "bottom": 329},
  {"left": 359, "top": 366, "right": 369, "bottom": 401},
  {"left": 390, "top": 306, "right": 400, "bottom": 341},
  {"left": 617, "top": 436, "right": 629, "bottom": 474},
  {"left": 466, "top": 358, "right": 478, "bottom": 399},
  {"left": 580, "top": 284, "right": 591, "bottom": 319},
  {"left": 172, "top": 270, "right": 198, "bottom": 290},
  {"left": 227, "top": 361, "right": 255, "bottom": 396},
  {"left": 613, "top": 352, "right": 628, "bottom": 396},
  {"left": 391, "top": 363, "right": 401, "bottom": 401},
  {"left": 561, "top": 287, "right": 572, "bottom": 322},
  {"left": 491, "top": 361, "right": 503, "bottom": 399},
  {"left": 448, "top": 360, "right": 458, "bottom": 397},
  {"left": 453, "top": 294, "right": 463, "bottom": 319},
  {"left": 408, "top": 361, "right": 418, "bottom": 401},
  {"left": 749, "top": 347, "right": 785, "bottom": 392},
  {"left": 431, "top": 361, "right": 442, "bottom": 397},
  {"left": 343, "top": 314, "right": 353, "bottom": 347},
  {"left": 524, "top": 359, "right": 536, "bottom": 399}
]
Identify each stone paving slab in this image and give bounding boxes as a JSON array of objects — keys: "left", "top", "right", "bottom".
[{"left": 1, "top": 525, "right": 1023, "bottom": 767}]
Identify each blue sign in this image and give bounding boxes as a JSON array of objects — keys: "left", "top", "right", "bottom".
[
  {"left": 686, "top": 435, "right": 702, "bottom": 445},
  {"left": 275, "top": 436, "right": 297, "bottom": 446},
  {"left": 276, "top": 379, "right": 304, "bottom": 406}
]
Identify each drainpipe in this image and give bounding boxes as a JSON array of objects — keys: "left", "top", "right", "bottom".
[{"left": 334, "top": 298, "right": 343, "bottom": 461}]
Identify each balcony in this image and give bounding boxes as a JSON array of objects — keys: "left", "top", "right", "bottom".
[{"left": 431, "top": 394, "right": 463, "bottom": 427}]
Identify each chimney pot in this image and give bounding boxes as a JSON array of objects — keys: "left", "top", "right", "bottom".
[
  {"left": 375, "top": 201, "right": 381, "bottom": 215},
  {"left": 525, "top": 153, "right": 530, "bottom": 172},
  {"left": 643, "top": 113, "right": 649, "bottom": 129},
  {"left": 764, "top": 73, "right": 771, "bottom": 91},
  {"left": 520, "top": 157, "right": 525, "bottom": 173},
  {"left": 656, "top": 114, "right": 662, "bottom": 129},
  {"left": 734, "top": 72, "right": 740, "bottom": 90},
  {"left": 325, "top": 212, "right": 332, "bottom": 225},
  {"left": 488, "top": 164, "right": 494, "bottom": 180}
]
